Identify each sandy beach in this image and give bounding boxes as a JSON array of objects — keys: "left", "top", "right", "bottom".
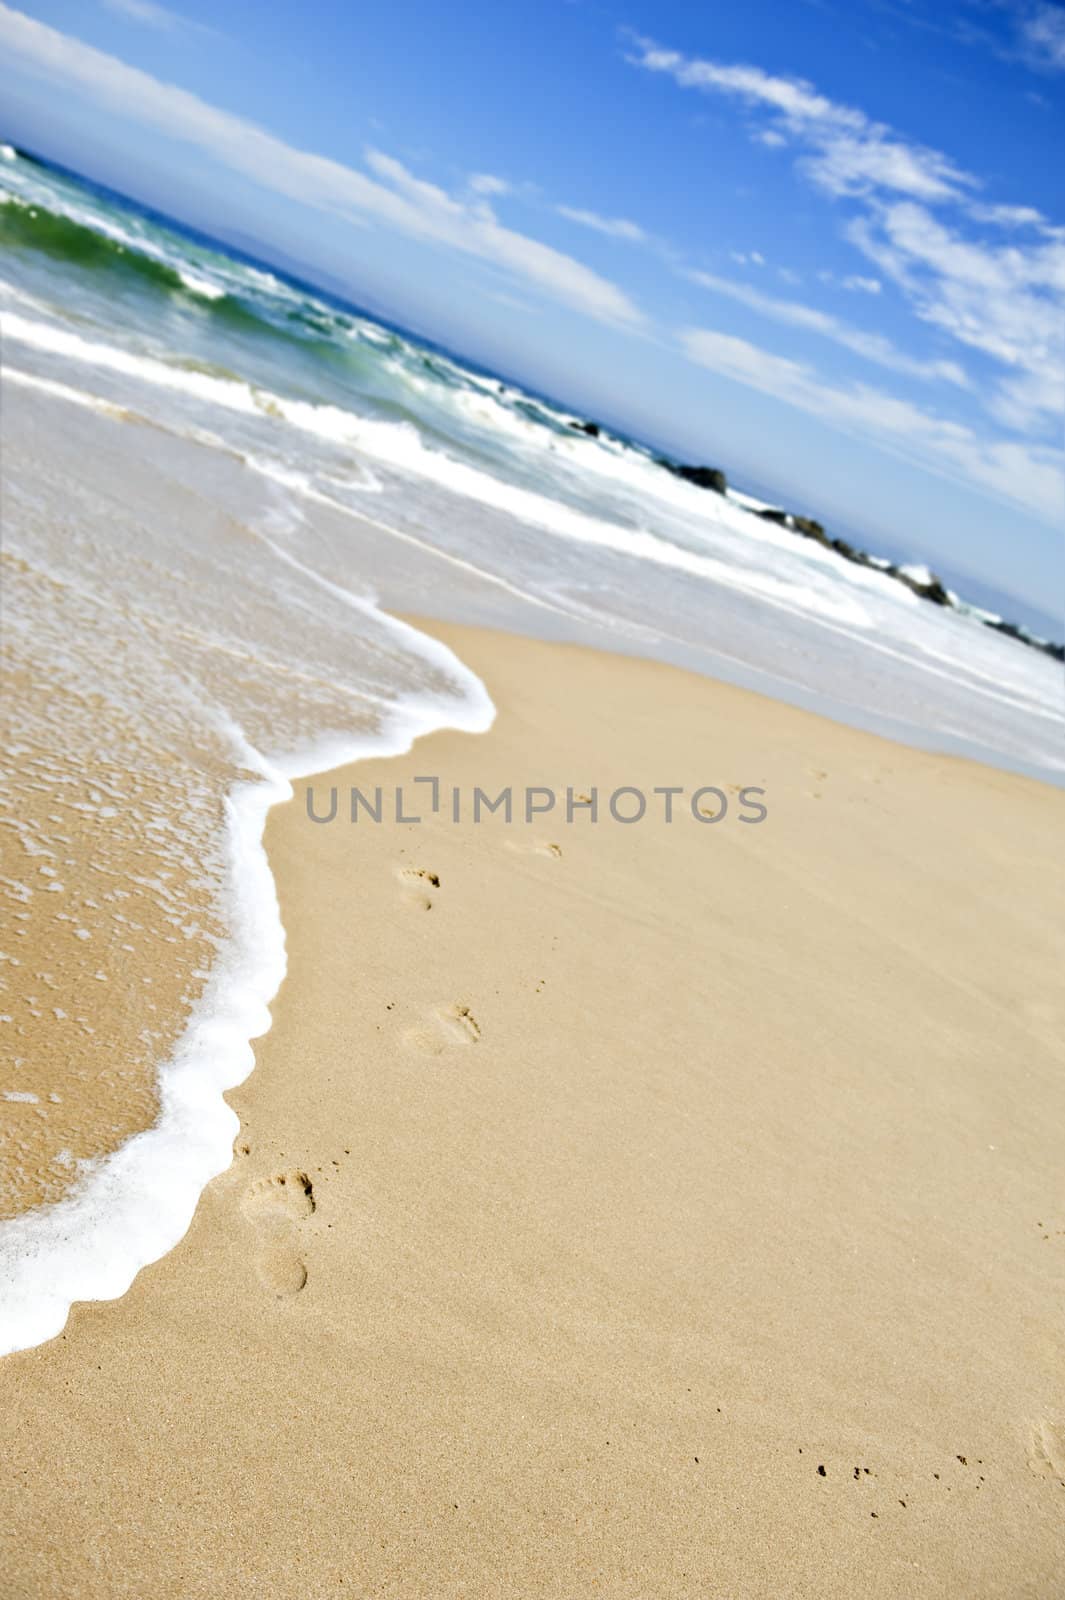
[{"left": 2, "top": 618, "right": 1063, "bottom": 1598}]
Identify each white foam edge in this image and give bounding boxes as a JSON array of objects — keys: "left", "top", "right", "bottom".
[
  {"left": 8, "top": 311, "right": 1061, "bottom": 723},
  {"left": 0, "top": 312, "right": 873, "bottom": 627},
  {"left": 0, "top": 630, "right": 494, "bottom": 1357}
]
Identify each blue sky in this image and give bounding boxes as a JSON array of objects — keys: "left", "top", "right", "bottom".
[{"left": 2, "top": 0, "right": 1063, "bottom": 619}]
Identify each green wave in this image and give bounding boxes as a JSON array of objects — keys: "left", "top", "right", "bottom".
[
  {"left": 0, "top": 193, "right": 376, "bottom": 367},
  {"left": 0, "top": 195, "right": 195, "bottom": 295}
]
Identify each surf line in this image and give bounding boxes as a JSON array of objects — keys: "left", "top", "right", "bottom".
[{"left": 0, "top": 604, "right": 494, "bottom": 1358}]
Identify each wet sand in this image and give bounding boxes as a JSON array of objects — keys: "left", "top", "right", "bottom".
[{"left": 1, "top": 620, "right": 1063, "bottom": 1598}]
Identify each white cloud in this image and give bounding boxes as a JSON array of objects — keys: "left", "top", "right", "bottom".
[
  {"left": 99, "top": 0, "right": 215, "bottom": 35},
  {"left": 469, "top": 173, "right": 510, "bottom": 197},
  {"left": 489, "top": 289, "right": 539, "bottom": 315},
  {"left": 969, "top": 201, "right": 1053, "bottom": 229},
  {"left": 556, "top": 205, "right": 647, "bottom": 243},
  {"left": 687, "top": 269, "right": 967, "bottom": 384},
  {"left": 848, "top": 202, "right": 1065, "bottom": 432},
  {"left": 101, "top": 0, "right": 183, "bottom": 27},
  {"left": 628, "top": 31, "right": 1064, "bottom": 440},
  {"left": 1018, "top": 1, "right": 1065, "bottom": 69},
  {"left": 873, "top": 0, "right": 1065, "bottom": 78},
  {"left": 628, "top": 36, "right": 978, "bottom": 202},
  {"left": 363, "top": 149, "right": 465, "bottom": 219},
  {"left": 631, "top": 46, "right": 864, "bottom": 131},
  {"left": 798, "top": 133, "right": 973, "bottom": 203},
  {"left": 0, "top": 4, "right": 642, "bottom": 328},
  {"left": 5, "top": 3, "right": 1060, "bottom": 534},
  {"left": 819, "top": 270, "right": 882, "bottom": 294},
  {"left": 681, "top": 326, "right": 1063, "bottom": 520},
  {"left": 990, "top": 365, "right": 1065, "bottom": 432}
]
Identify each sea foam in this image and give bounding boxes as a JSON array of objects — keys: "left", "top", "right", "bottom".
[{"left": 0, "top": 613, "right": 493, "bottom": 1357}]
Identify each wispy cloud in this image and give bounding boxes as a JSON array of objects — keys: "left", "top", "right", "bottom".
[
  {"left": 967, "top": 201, "right": 1052, "bottom": 228},
  {"left": 100, "top": 0, "right": 212, "bottom": 34},
  {"left": 816, "top": 269, "right": 882, "bottom": 294},
  {"left": 627, "top": 35, "right": 978, "bottom": 202},
  {"left": 468, "top": 173, "right": 510, "bottom": 197},
  {"left": 847, "top": 201, "right": 1065, "bottom": 432},
  {"left": 101, "top": 0, "right": 182, "bottom": 27},
  {"left": 628, "top": 31, "right": 1065, "bottom": 441},
  {"left": 489, "top": 288, "right": 540, "bottom": 315},
  {"left": 4, "top": 2, "right": 1060, "bottom": 527},
  {"left": 1011, "top": 1, "right": 1065, "bottom": 70},
  {"left": 556, "top": 205, "right": 648, "bottom": 243},
  {"left": 681, "top": 326, "right": 1063, "bottom": 520},
  {"left": 873, "top": 1, "right": 1065, "bottom": 76},
  {"left": 0, "top": 5, "right": 642, "bottom": 328},
  {"left": 686, "top": 269, "right": 967, "bottom": 385}
]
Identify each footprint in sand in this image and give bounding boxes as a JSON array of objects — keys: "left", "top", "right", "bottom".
[
  {"left": 403, "top": 1003, "right": 482, "bottom": 1055},
  {"left": 241, "top": 1169, "right": 315, "bottom": 1297},
  {"left": 395, "top": 865, "right": 440, "bottom": 910},
  {"left": 1027, "top": 1419, "right": 1065, "bottom": 1485},
  {"left": 504, "top": 839, "right": 562, "bottom": 859}
]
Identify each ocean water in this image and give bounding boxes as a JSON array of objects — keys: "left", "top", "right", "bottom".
[{"left": 1, "top": 147, "right": 1062, "bottom": 1354}]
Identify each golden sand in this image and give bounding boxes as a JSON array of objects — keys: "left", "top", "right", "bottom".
[{"left": 1, "top": 621, "right": 1063, "bottom": 1597}]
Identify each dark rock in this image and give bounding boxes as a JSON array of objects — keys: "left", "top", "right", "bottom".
[
  {"left": 652, "top": 454, "right": 1065, "bottom": 663},
  {"left": 985, "top": 617, "right": 1065, "bottom": 662},
  {"left": 759, "top": 507, "right": 827, "bottom": 543},
  {"left": 988, "top": 617, "right": 1024, "bottom": 642},
  {"left": 570, "top": 419, "right": 600, "bottom": 438},
  {"left": 670, "top": 463, "right": 728, "bottom": 494},
  {"left": 915, "top": 578, "right": 950, "bottom": 606},
  {"left": 896, "top": 569, "right": 952, "bottom": 607}
]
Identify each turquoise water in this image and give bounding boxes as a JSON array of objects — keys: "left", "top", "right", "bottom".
[{"left": 3, "top": 144, "right": 1061, "bottom": 774}]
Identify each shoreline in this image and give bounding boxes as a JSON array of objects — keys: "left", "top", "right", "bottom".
[
  {"left": 0, "top": 609, "right": 495, "bottom": 1357},
  {"left": 2, "top": 618, "right": 1063, "bottom": 1596},
  {"left": 7, "top": 588, "right": 1060, "bottom": 1356},
  {"left": 2, "top": 606, "right": 1063, "bottom": 1351}
]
